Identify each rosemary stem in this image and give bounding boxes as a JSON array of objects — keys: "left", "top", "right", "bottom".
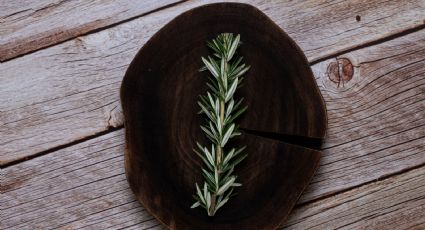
[
  {"left": 218, "top": 100, "right": 225, "bottom": 165},
  {"left": 209, "top": 99, "right": 225, "bottom": 216},
  {"left": 209, "top": 196, "right": 216, "bottom": 216}
]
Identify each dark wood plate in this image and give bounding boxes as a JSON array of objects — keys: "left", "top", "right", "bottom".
[{"left": 120, "top": 3, "right": 327, "bottom": 229}]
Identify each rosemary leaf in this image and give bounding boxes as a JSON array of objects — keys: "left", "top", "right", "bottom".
[
  {"left": 191, "top": 201, "right": 201, "bottom": 209},
  {"left": 217, "top": 176, "right": 236, "bottom": 195}
]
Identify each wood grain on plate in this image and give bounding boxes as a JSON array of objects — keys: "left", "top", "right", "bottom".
[
  {"left": 1, "top": 0, "right": 424, "bottom": 165},
  {"left": 0, "top": 0, "right": 183, "bottom": 61},
  {"left": 121, "top": 4, "right": 325, "bottom": 228},
  {"left": 2, "top": 130, "right": 424, "bottom": 229}
]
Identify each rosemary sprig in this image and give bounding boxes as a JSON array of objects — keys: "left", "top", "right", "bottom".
[{"left": 191, "top": 33, "right": 250, "bottom": 216}]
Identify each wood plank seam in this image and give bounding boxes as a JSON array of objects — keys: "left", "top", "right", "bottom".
[
  {"left": 296, "top": 156, "right": 425, "bottom": 207},
  {"left": 0, "top": 126, "right": 123, "bottom": 168},
  {"left": 310, "top": 24, "right": 425, "bottom": 65},
  {"left": 283, "top": 166, "right": 425, "bottom": 229},
  {"left": 0, "top": 0, "right": 189, "bottom": 62}
]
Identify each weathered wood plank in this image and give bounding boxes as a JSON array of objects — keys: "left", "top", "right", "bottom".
[
  {"left": 2, "top": 129, "right": 424, "bottom": 229},
  {"left": 1, "top": 130, "right": 165, "bottom": 230},
  {"left": 284, "top": 166, "right": 425, "bottom": 229},
  {"left": 1, "top": 0, "right": 424, "bottom": 165},
  {"left": 1, "top": 0, "right": 424, "bottom": 62},
  {"left": 300, "top": 29, "right": 425, "bottom": 202},
  {"left": 0, "top": 0, "right": 183, "bottom": 61},
  {"left": 1, "top": 17, "right": 424, "bottom": 224}
]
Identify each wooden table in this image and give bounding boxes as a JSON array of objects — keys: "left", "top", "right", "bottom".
[{"left": 1, "top": 1, "right": 424, "bottom": 229}]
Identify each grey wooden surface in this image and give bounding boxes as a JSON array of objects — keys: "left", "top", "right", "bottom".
[{"left": 1, "top": 0, "right": 424, "bottom": 229}]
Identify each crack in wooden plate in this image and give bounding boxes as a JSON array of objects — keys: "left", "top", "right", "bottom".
[{"left": 120, "top": 3, "right": 327, "bottom": 229}]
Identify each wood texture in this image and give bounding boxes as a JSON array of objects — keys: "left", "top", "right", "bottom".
[
  {"left": 2, "top": 1, "right": 424, "bottom": 229},
  {"left": 301, "top": 29, "right": 425, "bottom": 202},
  {"left": 2, "top": 0, "right": 423, "bottom": 62},
  {"left": 1, "top": 130, "right": 141, "bottom": 230},
  {"left": 284, "top": 166, "right": 425, "bottom": 229},
  {"left": 0, "top": 2, "right": 423, "bottom": 206},
  {"left": 0, "top": 0, "right": 182, "bottom": 61},
  {"left": 1, "top": 0, "right": 424, "bottom": 165},
  {"left": 2, "top": 28, "right": 423, "bottom": 230},
  {"left": 4, "top": 25, "right": 422, "bottom": 216},
  {"left": 2, "top": 130, "right": 424, "bottom": 229},
  {"left": 120, "top": 4, "right": 325, "bottom": 228}
]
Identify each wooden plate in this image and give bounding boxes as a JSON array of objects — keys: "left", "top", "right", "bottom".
[{"left": 120, "top": 3, "right": 327, "bottom": 229}]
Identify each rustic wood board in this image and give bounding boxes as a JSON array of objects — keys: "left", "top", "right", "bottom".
[
  {"left": 0, "top": 0, "right": 183, "bottom": 61},
  {"left": 1, "top": 16, "right": 424, "bottom": 215},
  {"left": 1, "top": 0, "right": 424, "bottom": 62},
  {"left": 1, "top": 1, "right": 424, "bottom": 229},
  {"left": 302, "top": 29, "right": 425, "bottom": 202},
  {"left": 283, "top": 166, "right": 425, "bottom": 229},
  {"left": 1, "top": 29, "right": 423, "bottom": 207},
  {"left": 1, "top": 0, "right": 424, "bottom": 165},
  {"left": 2, "top": 130, "right": 424, "bottom": 229}
]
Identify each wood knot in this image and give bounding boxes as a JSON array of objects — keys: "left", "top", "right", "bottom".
[{"left": 327, "top": 58, "right": 353, "bottom": 87}]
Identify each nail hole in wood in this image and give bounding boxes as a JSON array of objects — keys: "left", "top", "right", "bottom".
[{"left": 356, "top": 15, "right": 361, "bottom": 22}]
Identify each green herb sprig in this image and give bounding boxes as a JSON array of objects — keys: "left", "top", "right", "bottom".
[{"left": 191, "top": 33, "right": 250, "bottom": 216}]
